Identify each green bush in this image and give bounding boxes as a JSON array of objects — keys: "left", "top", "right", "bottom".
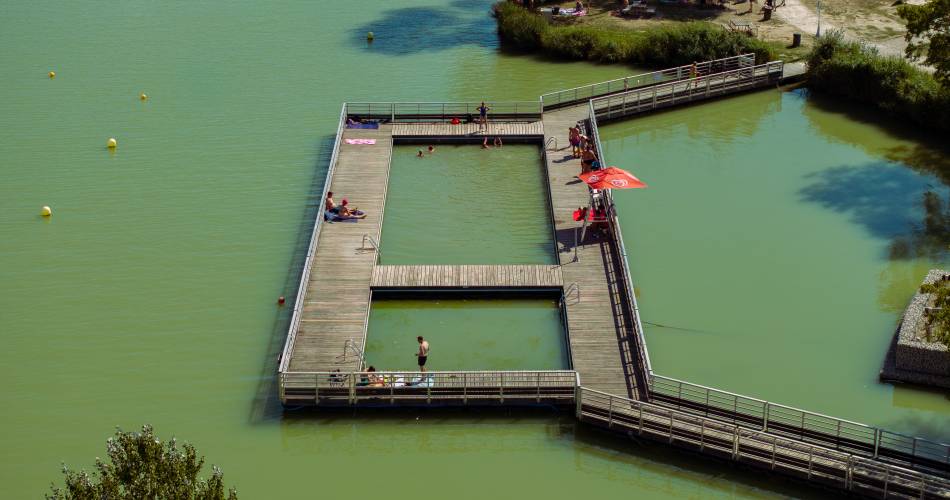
[
  {"left": 806, "top": 31, "right": 950, "bottom": 132},
  {"left": 493, "top": 3, "right": 774, "bottom": 66}
]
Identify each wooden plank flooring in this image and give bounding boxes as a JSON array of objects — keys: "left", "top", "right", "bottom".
[
  {"left": 393, "top": 121, "right": 544, "bottom": 137},
  {"left": 287, "top": 125, "right": 393, "bottom": 372},
  {"left": 371, "top": 265, "right": 562, "bottom": 289},
  {"left": 543, "top": 106, "right": 637, "bottom": 399}
]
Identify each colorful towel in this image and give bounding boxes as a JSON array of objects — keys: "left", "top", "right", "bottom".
[{"left": 345, "top": 139, "right": 376, "bottom": 145}]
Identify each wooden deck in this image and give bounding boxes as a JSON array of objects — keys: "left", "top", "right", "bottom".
[
  {"left": 392, "top": 121, "right": 544, "bottom": 137},
  {"left": 287, "top": 124, "right": 393, "bottom": 372},
  {"left": 371, "top": 265, "right": 562, "bottom": 289},
  {"left": 542, "top": 105, "right": 640, "bottom": 399}
]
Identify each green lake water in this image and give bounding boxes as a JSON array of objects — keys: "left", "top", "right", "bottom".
[
  {"left": 602, "top": 88, "right": 950, "bottom": 441},
  {"left": 364, "top": 296, "right": 569, "bottom": 371},
  {"left": 380, "top": 145, "right": 555, "bottom": 264},
  {"left": 1, "top": 0, "right": 947, "bottom": 498}
]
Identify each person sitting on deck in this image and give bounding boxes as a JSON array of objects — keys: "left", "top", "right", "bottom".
[
  {"left": 325, "top": 191, "right": 337, "bottom": 213},
  {"left": 337, "top": 199, "right": 366, "bottom": 219},
  {"left": 358, "top": 366, "right": 382, "bottom": 387}
]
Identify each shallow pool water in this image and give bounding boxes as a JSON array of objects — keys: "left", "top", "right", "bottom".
[
  {"left": 364, "top": 296, "right": 569, "bottom": 371},
  {"left": 380, "top": 144, "right": 555, "bottom": 264}
]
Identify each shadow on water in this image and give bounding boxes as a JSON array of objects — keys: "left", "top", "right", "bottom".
[
  {"left": 278, "top": 406, "right": 831, "bottom": 498},
  {"left": 797, "top": 163, "right": 950, "bottom": 261},
  {"left": 351, "top": 1, "right": 498, "bottom": 55},
  {"left": 248, "top": 134, "right": 336, "bottom": 425},
  {"left": 798, "top": 87, "right": 950, "bottom": 186}
]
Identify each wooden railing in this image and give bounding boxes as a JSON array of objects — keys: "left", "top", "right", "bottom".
[
  {"left": 277, "top": 103, "right": 349, "bottom": 373},
  {"left": 280, "top": 370, "right": 579, "bottom": 406},
  {"left": 583, "top": 92, "right": 950, "bottom": 480},
  {"left": 584, "top": 101, "right": 653, "bottom": 394},
  {"left": 540, "top": 54, "right": 755, "bottom": 111},
  {"left": 590, "top": 61, "right": 784, "bottom": 121},
  {"left": 649, "top": 374, "right": 950, "bottom": 475},
  {"left": 577, "top": 387, "right": 950, "bottom": 498},
  {"left": 345, "top": 102, "right": 542, "bottom": 122}
]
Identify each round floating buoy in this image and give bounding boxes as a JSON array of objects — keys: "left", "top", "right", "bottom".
[
  {"left": 48, "top": 71, "right": 56, "bottom": 79},
  {"left": 140, "top": 93, "right": 148, "bottom": 101},
  {"left": 40, "top": 205, "right": 52, "bottom": 217},
  {"left": 107, "top": 137, "right": 117, "bottom": 149},
  {"left": 278, "top": 296, "right": 286, "bottom": 305},
  {"left": 367, "top": 31, "right": 374, "bottom": 41}
]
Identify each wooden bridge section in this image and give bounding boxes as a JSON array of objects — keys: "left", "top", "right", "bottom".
[
  {"left": 371, "top": 265, "right": 562, "bottom": 289},
  {"left": 276, "top": 60, "right": 950, "bottom": 498}
]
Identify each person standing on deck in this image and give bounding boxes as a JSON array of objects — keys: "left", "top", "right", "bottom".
[
  {"left": 478, "top": 102, "right": 490, "bottom": 132},
  {"left": 416, "top": 336, "right": 429, "bottom": 373}
]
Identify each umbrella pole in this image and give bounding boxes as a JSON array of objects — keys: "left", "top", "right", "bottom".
[{"left": 579, "top": 210, "right": 589, "bottom": 244}]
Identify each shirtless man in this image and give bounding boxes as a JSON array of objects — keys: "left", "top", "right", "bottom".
[
  {"left": 325, "top": 191, "right": 336, "bottom": 212},
  {"left": 416, "top": 336, "right": 429, "bottom": 373}
]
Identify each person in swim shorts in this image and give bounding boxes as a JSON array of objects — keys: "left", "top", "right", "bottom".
[{"left": 416, "top": 336, "right": 429, "bottom": 373}]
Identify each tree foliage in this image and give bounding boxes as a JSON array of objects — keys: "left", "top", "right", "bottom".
[
  {"left": 47, "top": 425, "right": 237, "bottom": 500},
  {"left": 493, "top": 2, "right": 775, "bottom": 66},
  {"left": 899, "top": 0, "right": 950, "bottom": 86},
  {"left": 806, "top": 31, "right": 950, "bottom": 131}
]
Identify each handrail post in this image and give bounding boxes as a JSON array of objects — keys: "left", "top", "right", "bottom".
[
  {"left": 536, "top": 371, "right": 541, "bottom": 403},
  {"left": 763, "top": 402, "right": 769, "bottom": 431},
  {"left": 874, "top": 429, "right": 881, "bottom": 458},
  {"left": 349, "top": 373, "right": 356, "bottom": 405},
  {"left": 500, "top": 372, "right": 505, "bottom": 404},
  {"left": 607, "top": 396, "right": 614, "bottom": 427}
]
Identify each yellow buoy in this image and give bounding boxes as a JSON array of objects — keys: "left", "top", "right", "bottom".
[
  {"left": 107, "top": 137, "right": 117, "bottom": 149},
  {"left": 40, "top": 206, "right": 52, "bottom": 217},
  {"left": 48, "top": 71, "right": 56, "bottom": 79},
  {"left": 140, "top": 93, "right": 148, "bottom": 101},
  {"left": 367, "top": 31, "right": 374, "bottom": 41}
]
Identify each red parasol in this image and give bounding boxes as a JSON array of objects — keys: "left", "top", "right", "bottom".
[{"left": 579, "top": 167, "right": 647, "bottom": 190}]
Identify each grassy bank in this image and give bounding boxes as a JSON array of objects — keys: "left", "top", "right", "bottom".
[
  {"left": 807, "top": 32, "right": 950, "bottom": 132},
  {"left": 493, "top": 2, "right": 775, "bottom": 66}
]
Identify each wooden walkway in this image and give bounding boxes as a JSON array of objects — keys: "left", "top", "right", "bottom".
[
  {"left": 370, "top": 265, "right": 562, "bottom": 289},
  {"left": 287, "top": 124, "right": 393, "bottom": 372},
  {"left": 392, "top": 121, "right": 544, "bottom": 137},
  {"left": 542, "top": 106, "right": 640, "bottom": 400}
]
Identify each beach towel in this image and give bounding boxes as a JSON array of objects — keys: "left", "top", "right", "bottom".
[
  {"left": 324, "top": 210, "right": 360, "bottom": 223},
  {"left": 346, "top": 122, "right": 380, "bottom": 129},
  {"left": 345, "top": 139, "right": 376, "bottom": 145}
]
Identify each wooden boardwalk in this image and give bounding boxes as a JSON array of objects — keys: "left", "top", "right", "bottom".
[
  {"left": 371, "top": 265, "right": 562, "bottom": 289},
  {"left": 542, "top": 105, "right": 641, "bottom": 400},
  {"left": 287, "top": 124, "right": 393, "bottom": 372},
  {"left": 392, "top": 121, "right": 544, "bottom": 137}
]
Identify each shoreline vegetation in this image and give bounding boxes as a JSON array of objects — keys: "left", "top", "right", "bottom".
[
  {"left": 806, "top": 32, "right": 950, "bottom": 133},
  {"left": 494, "top": 2, "right": 950, "bottom": 132},
  {"left": 493, "top": 2, "right": 775, "bottom": 66}
]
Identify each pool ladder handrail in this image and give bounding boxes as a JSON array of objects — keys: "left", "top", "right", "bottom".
[
  {"left": 544, "top": 136, "right": 558, "bottom": 151},
  {"left": 361, "top": 234, "right": 382, "bottom": 255},
  {"left": 564, "top": 282, "right": 580, "bottom": 304},
  {"left": 336, "top": 339, "right": 364, "bottom": 369}
]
